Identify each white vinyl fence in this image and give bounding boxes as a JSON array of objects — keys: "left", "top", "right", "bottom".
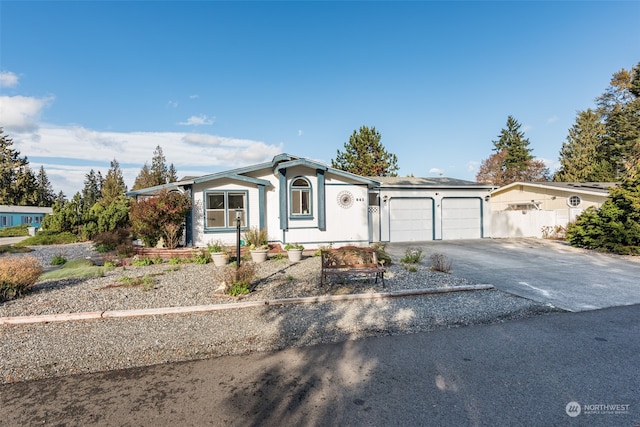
[{"left": 491, "top": 209, "right": 580, "bottom": 238}]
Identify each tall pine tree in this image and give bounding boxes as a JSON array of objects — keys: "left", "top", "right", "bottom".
[
  {"left": 0, "top": 128, "right": 29, "bottom": 205},
  {"left": 35, "top": 165, "right": 56, "bottom": 207},
  {"left": 476, "top": 116, "right": 548, "bottom": 185},
  {"left": 101, "top": 159, "right": 127, "bottom": 205},
  {"left": 332, "top": 126, "right": 399, "bottom": 177},
  {"left": 553, "top": 109, "right": 613, "bottom": 182}
]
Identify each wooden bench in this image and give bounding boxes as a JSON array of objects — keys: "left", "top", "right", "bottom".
[{"left": 320, "top": 246, "right": 386, "bottom": 287}]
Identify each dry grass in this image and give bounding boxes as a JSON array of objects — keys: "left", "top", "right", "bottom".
[{"left": 0, "top": 256, "right": 44, "bottom": 301}]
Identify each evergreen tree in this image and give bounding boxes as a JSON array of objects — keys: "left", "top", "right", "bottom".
[
  {"left": 132, "top": 145, "right": 178, "bottom": 189},
  {"left": 332, "top": 126, "right": 399, "bottom": 177},
  {"left": 13, "top": 165, "right": 39, "bottom": 206},
  {"left": 151, "top": 145, "right": 168, "bottom": 184},
  {"left": 553, "top": 109, "right": 613, "bottom": 182},
  {"left": 597, "top": 63, "right": 640, "bottom": 178},
  {"left": 0, "top": 128, "right": 29, "bottom": 205},
  {"left": 167, "top": 163, "right": 178, "bottom": 183},
  {"left": 35, "top": 165, "right": 56, "bottom": 207},
  {"left": 492, "top": 116, "right": 534, "bottom": 170},
  {"left": 81, "top": 169, "right": 103, "bottom": 215},
  {"left": 101, "top": 159, "right": 127, "bottom": 205},
  {"left": 476, "top": 116, "right": 548, "bottom": 185},
  {"left": 132, "top": 163, "right": 155, "bottom": 190}
]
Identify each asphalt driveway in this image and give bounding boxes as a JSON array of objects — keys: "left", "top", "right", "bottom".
[{"left": 386, "top": 238, "right": 640, "bottom": 312}]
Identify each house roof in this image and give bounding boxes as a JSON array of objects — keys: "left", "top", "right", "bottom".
[
  {"left": 491, "top": 181, "right": 616, "bottom": 197},
  {"left": 373, "top": 176, "right": 495, "bottom": 190},
  {"left": 126, "top": 153, "right": 380, "bottom": 197},
  {"left": 0, "top": 205, "right": 53, "bottom": 214}
]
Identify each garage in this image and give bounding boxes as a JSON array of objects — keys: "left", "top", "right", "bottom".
[
  {"left": 441, "top": 197, "right": 483, "bottom": 239},
  {"left": 389, "top": 198, "right": 434, "bottom": 241}
]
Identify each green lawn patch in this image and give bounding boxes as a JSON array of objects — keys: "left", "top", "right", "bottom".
[
  {"left": 0, "top": 225, "right": 29, "bottom": 237},
  {"left": 0, "top": 245, "right": 33, "bottom": 255},
  {"left": 14, "top": 231, "right": 79, "bottom": 247},
  {"left": 39, "top": 259, "right": 114, "bottom": 281}
]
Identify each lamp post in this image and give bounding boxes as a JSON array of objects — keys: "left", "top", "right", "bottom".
[{"left": 235, "top": 209, "right": 242, "bottom": 270}]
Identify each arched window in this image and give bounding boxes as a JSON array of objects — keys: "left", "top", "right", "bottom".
[{"left": 290, "top": 177, "right": 312, "bottom": 217}]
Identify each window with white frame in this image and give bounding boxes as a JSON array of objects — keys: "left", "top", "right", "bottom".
[
  {"left": 21, "top": 216, "right": 42, "bottom": 224},
  {"left": 567, "top": 195, "right": 582, "bottom": 208},
  {"left": 1, "top": 216, "right": 12, "bottom": 227},
  {"left": 205, "top": 191, "right": 247, "bottom": 229},
  {"left": 290, "top": 178, "right": 311, "bottom": 217}
]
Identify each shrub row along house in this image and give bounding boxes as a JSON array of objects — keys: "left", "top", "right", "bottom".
[{"left": 127, "top": 153, "right": 494, "bottom": 249}]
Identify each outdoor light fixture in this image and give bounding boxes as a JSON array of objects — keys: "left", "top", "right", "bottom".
[{"left": 235, "top": 209, "right": 242, "bottom": 269}]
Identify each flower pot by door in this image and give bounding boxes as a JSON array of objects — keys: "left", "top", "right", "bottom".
[
  {"left": 287, "top": 249, "right": 303, "bottom": 262},
  {"left": 212, "top": 252, "right": 228, "bottom": 267},
  {"left": 250, "top": 249, "right": 268, "bottom": 263}
]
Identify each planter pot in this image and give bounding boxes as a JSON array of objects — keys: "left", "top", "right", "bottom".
[
  {"left": 211, "top": 252, "right": 228, "bottom": 267},
  {"left": 287, "top": 249, "right": 303, "bottom": 262},
  {"left": 250, "top": 249, "right": 269, "bottom": 263}
]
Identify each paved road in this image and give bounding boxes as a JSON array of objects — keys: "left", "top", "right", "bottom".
[
  {"left": 0, "top": 236, "right": 29, "bottom": 245},
  {"left": 1, "top": 304, "right": 638, "bottom": 426},
  {"left": 386, "top": 238, "right": 640, "bottom": 312}
]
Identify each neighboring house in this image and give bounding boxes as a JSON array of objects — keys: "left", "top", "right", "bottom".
[
  {"left": 489, "top": 181, "right": 614, "bottom": 238},
  {"left": 0, "top": 205, "right": 53, "bottom": 230},
  {"left": 127, "top": 154, "right": 494, "bottom": 248}
]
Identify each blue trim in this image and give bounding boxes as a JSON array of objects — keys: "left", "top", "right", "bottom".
[
  {"left": 258, "top": 184, "right": 266, "bottom": 230},
  {"left": 317, "top": 169, "right": 326, "bottom": 230},
  {"left": 203, "top": 189, "right": 249, "bottom": 231},
  {"left": 279, "top": 169, "right": 287, "bottom": 230}
]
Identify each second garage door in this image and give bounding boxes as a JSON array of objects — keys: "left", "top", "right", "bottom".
[
  {"left": 441, "top": 197, "right": 482, "bottom": 239},
  {"left": 389, "top": 198, "right": 434, "bottom": 242}
]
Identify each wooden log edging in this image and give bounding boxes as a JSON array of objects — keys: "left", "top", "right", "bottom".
[{"left": 0, "top": 284, "right": 494, "bottom": 325}]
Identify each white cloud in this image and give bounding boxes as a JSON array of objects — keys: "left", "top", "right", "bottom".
[
  {"left": 467, "top": 161, "right": 480, "bottom": 173},
  {"left": 179, "top": 114, "right": 215, "bottom": 126},
  {"left": 429, "top": 167, "right": 444, "bottom": 176},
  {"left": 0, "top": 95, "right": 53, "bottom": 133},
  {"left": 547, "top": 116, "right": 558, "bottom": 124},
  {"left": 0, "top": 71, "right": 19, "bottom": 88},
  {"left": 9, "top": 125, "right": 284, "bottom": 197},
  {"left": 167, "top": 100, "right": 178, "bottom": 108},
  {"left": 297, "top": 130, "right": 303, "bottom": 136},
  {"left": 189, "top": 94, "right": 199, "bottom": 99}
]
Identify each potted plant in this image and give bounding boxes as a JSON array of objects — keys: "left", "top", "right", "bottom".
[
  {"left": 284, "top": 243, "right": 304, "bottom": 262},
  {"left": 243, "top": 227, "right": 269, "bottom": 263},
  {"left": 208, "top": 240, "right": 229, "bottom": 267}
]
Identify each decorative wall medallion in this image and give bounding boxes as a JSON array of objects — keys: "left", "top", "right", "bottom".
[{"left": 337, "top": 191, "right": 354, "bottom": 209}]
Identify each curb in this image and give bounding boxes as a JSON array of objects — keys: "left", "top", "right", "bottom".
[{"left": 0, "top": 284, "right": 494, "bottom": 326}]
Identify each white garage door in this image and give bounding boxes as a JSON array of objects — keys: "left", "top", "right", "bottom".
[
  {"left": 389, "top": 198, "right": 433, "bottom": 242},
  {"left": 442, "top": 198, "right": 482, "bottom": 239}
]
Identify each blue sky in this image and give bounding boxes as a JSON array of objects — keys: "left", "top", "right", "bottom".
[{"left": 1, "top": 1, "right": 638, "bottom": 197}]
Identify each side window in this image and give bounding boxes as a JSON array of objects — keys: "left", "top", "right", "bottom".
[
  {"left": 291, "top": 178, "right": 311, "bottom": 217},
  {"left": 205, "top": 191, "right": 247, "bottom": 229}
]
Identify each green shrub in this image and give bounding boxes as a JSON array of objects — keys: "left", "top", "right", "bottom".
[
  {"left": 222, "top": 263, "right": 256, "bottom": 296},
  {"left": 168, "top": 257, "right": 182, "bottom": 265},
  {"left": 14, "top": 231, "right": 78, "bottom": 247},
  {"left": 118, "top": 274, "right": 156, "bottom": 291},
  {"left": 370, "top": 242, "right": 392, "bottom": 266},
  {"left": 0, "top": 256, "right": 44, "bottom": 301},
  {"left": 243, "top": 227, "right": 268, "bottom": 249},
  {"left": 50, "top": 254, "right": 67, "bottom": 266},
  {"left": 0, "top": 245, "right": 32, "bottom": 255},
  {"left": 400, "top": 247, "right": 424, "bottom": 264},
  {"left": 0, "top": 224, "right": 29, "bottom": 237},
  {"left": 93, "top": 228, "right": 131, "bottom": 253},
  {"left": 131, "top": 257, "right": 153, "bottom": 267},
  {"left": 191, "top": 250, "right": 211, "bottom": 264}
]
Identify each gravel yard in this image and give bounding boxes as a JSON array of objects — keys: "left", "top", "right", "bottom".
[{"left": 0, "top": 243, "right": 563, "bottom": 384}]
